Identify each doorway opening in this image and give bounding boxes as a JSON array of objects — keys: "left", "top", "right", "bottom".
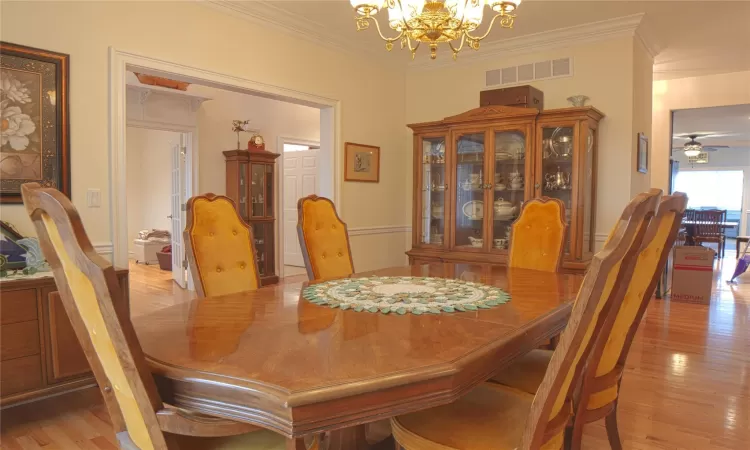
[
  {"left": 670, "top": 104, "right": 750, "bottom": 258},
  {"left": 111, "top": 49, "right": 339, "bottom": 294}
]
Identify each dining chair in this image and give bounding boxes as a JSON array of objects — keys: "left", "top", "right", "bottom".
[
  {"left": 184, "top": 193, "right": 262, "bottom": 297},
  {"left": 390, "top": 190, "right": 660, "bottom": 450},
  {"left": 508, "top": 197, "right": 566, "bottom": 272},
  {"left": 491, "top": 192, "right": 687, "bottom": 450},
  {"left": 21, "top": 183, "right": 287, "bottom": 449},
  {"left": 693, "top": 209, "right": 727, "bottom": 258},
  {"left": 296, "top": 195, "right": 354, "bottom": 280}
]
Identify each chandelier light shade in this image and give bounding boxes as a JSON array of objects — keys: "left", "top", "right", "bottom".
[{"left": 350, "top": 0, "right": 522, "bottom": 60}]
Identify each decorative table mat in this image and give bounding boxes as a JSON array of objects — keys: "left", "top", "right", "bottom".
[{"left": 302, "top": 276, "right": 510, "bottom": 315}]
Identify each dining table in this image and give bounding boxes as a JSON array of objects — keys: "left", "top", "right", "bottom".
[
  {"left": 681, "top": 220, "right": 738, "bottom": 246},
  {"left": 133, "top": 263, "right": 583, "bottom": 449}
]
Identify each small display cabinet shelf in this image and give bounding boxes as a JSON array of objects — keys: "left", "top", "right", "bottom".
[
  {"left": 224, "top": 149, "right": 280, "bottom": 285},
  {"left": 408, "top": 105, "right": 604, "bottom": 272}
]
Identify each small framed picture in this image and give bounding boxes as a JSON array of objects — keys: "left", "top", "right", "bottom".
[
  {"left": 344, "top": 142, "right": 380, "bottom": 183},
  {"left": 637, "top": 132, "right": 648, "bottom": 174}
]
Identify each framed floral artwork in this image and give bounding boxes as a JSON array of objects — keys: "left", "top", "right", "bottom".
[
  {"left": 344, "top": 142, "right": 380, "bottom": 183},
  {"left": 0, "top": 42, "right": 70, "bottom": 203}
]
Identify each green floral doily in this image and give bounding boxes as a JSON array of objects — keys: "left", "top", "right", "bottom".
[{"left": 302, "top": 276, "right": 510, "bottom": 315}]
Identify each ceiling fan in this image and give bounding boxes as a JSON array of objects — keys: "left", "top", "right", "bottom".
[{"left": 672, "top": 134, "right": 730, "bottom": 157}]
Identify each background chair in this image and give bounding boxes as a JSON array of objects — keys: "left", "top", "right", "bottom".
[
  {"left": 492, "top": 192, "right": 686, "bottom": 450},
  {"left": 508, "top": 197, "right": 566, "bottom": 272},
  {"left": 184, "top": 193, "right": 261, "bottom": 297},
  {"left": 391, "top": 190, "right": 659, "bottom": 450},
  {"left": 297, "top": 195, "right": 354, "bottom": 280},
  {"left": 693, "top": 209, "right": 727, "bottom": 257},
  {"left": 22, "top": 183, "right": 286, "bottom": 449}
]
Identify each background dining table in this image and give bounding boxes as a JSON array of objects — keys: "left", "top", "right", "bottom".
[{"left": 133, "top": 263, "right": 583, "bottom": 449}]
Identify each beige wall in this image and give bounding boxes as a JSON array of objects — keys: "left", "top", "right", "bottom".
[
  {"left": 0, "top": 1, "right": 409, "bottom": 270},
  {"left": 630, "top": 38, "right": 654, "bottom": 196},
  {"left": 405, "top": 37, "right": 641, "bottom": 243},
  {"left": 652, "top": 70, "right": 750, "bottom": 191},
  {"left": 125, "top": 127, "right": 178, "bottom": 254},
  {"left": 189, "top": 84, "right": 320, "bottom": 196}
]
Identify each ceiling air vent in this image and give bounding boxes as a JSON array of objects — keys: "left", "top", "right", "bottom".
[{"left": 486, "top": 57, "right": 573, "bottom": 87}]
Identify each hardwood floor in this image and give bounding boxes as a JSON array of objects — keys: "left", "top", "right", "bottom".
[{"left": 2, "top": 258, "right": 749, "bottom": 449}]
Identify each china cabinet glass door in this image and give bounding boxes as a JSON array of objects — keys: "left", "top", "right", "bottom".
[
  {"left": 453, "top": 131, "right": 487, "bottom": 250},
  {"left": 419, "top": 136, "right": 448, "bottom": 246},
  {"left": 539, "top": 124, "right": 576, "bottom": 254},
  {"left": 238, "top": 162, "right": 249, "bottom": 220},
  {"left": 491, "top": 129, "right": 528, "bottom": 252},
  {"left": 581, "top": 126, "right": 597, "bottom": 258}
]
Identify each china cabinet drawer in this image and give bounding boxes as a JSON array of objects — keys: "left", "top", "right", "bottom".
[
  {"left": 1, "top": 320, "right": 41, "bottom": 360},
  {"left": 0, "top": 288, "right": 38, "bottom": 324},
  {"left": 0, "top": 355, "right": 43, "bottom": 396}
]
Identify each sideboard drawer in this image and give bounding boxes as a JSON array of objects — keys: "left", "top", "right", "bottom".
[
  {"left": 0, "top": 289, "right": 38, "bottom": 324},
  {"left": 0, "top": 355, "right": 43, "bottom": 396},
  {"left": 1, "top": 320, "right": 41, "bottom": 361}
]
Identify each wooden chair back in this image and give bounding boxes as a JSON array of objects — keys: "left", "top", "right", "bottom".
[
  {"left": 184, "top": 193, "right": 261, "bottom": 297},
  {"left": 576, "top": 192, "right": 688, "bottom": 420},
  {"left": 296, "top": 195, "right": 354, "bottom": 280},
  {"left": 22, "top": 183, "right": 170, "bottom": 449},
  {"left": 519, "top": 189, "right": 661, "bottom": 449},
  {"left": 508, "top": 197, "right": 566, "bottom": 272},
  {"left": 694, "top": 209, "right": 726, "bottom": 238}
]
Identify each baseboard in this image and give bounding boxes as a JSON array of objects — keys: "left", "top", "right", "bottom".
[{"left": 93, "top": 242, "right": 114, "bottom": 257}]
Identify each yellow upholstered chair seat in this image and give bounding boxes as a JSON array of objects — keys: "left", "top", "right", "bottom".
[
  {"left": 171, "top": 429, "right": 287, "bottom": 449},
  {"left": 185, "top": 194, "right": 261, "bottom": 297},
  {"left": 490, "top": 349, "right": 618, "bottom": 410},
  {"left": 490, "top": 349, "right": 552, "bottom": 394},
  {"left": 297, "top": 195, "right": 354, "bottom": 280},
  {"left": 391, "top": 383, "right": 538, "bottom": 450},
  {"left": 508, "top": 198, "right": 566, "bottom": 272}
]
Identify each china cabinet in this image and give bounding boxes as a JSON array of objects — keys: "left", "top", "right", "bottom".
[
  {"left": 408, "top": 105, "right": 604, "bottom": 272},
  {"left": 224, "top": 149, "right": 280, "bottom": 285}
]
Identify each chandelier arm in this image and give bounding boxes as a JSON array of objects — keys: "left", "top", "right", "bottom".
[
  {"left": 365, "top": 15, "right": 405, "bottom": 43},
  {"left": 464, "top": 12, "right": 514, "bottom": 41}
]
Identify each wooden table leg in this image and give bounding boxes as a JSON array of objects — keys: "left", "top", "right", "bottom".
[
  {"left": 326, "top": 423, "right": 394, "bottom": 450},
  {"left": 289, "top": 422, "right": 393, "bottom": 450}
]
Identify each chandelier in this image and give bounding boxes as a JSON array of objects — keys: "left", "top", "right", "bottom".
[{"left": 350, "top": 0, "right": 522, "bottom": 60}]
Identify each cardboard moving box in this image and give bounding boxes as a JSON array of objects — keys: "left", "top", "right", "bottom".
[{"left": 671, "top": 246, "right": 715, "bottom": 304}]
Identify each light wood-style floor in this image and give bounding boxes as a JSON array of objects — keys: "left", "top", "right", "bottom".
[{"left": 2, "top": 257, "right": 749, "bottom": 449}]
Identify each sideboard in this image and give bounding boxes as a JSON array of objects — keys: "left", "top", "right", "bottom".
[{"left": 0, "top": 269, "right": 129, "bottom": 407}]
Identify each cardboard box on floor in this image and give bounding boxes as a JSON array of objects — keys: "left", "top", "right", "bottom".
[{"left": 671, "top": 246, "right": 715, "bottom": 304}]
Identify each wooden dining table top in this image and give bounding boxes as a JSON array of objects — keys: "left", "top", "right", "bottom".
[{"left": 133, "top": 264, "right": 583, "bottom": 438}]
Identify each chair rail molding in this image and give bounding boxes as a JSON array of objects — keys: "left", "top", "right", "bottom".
[
  {"left": 349, "top": 225, "right": 412, "bottom": 237},
  {"left": 108, "top": 47, "right": 342, "bottom": 268}
]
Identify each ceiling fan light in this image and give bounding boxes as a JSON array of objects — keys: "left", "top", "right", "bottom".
[{"left": 684, "top": 148, "right": 701, "bottom": 157}]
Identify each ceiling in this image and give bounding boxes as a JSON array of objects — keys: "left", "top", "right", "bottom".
[
  {"left": 672, "top": 104, "right": 750, "bottom": 151},
  {"left": 212, "top": 1, "right": 750, "bottom": 79}
]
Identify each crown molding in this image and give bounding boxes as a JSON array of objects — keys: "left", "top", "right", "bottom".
[
  {"left": 409, "top": 13, "right": 647, "bottom": 70},
  {"left": 204, "top": 0, "right": 385, "bottom": 61}
]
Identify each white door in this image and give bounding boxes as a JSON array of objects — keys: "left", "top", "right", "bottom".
[
  {"left": 171, "top": 140, "right": 186, "bottom": 288},
  {"left": 283, "top": 149, "right": 319, "bottom": 267}
]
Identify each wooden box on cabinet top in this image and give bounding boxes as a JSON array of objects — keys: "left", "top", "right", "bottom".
[
  {"left": 480, "top": 85, "right": 544, "bottom": 110},
  {"left": 408, "top": 105, "right": 604, "bottom": 272},
  {"left": 0, "top": 270, "right": 129, "bottom": 407}
]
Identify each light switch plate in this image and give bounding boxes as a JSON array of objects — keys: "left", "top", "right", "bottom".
[{"left": 87, "top": 189, "right": 101, "bottom": 208}]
